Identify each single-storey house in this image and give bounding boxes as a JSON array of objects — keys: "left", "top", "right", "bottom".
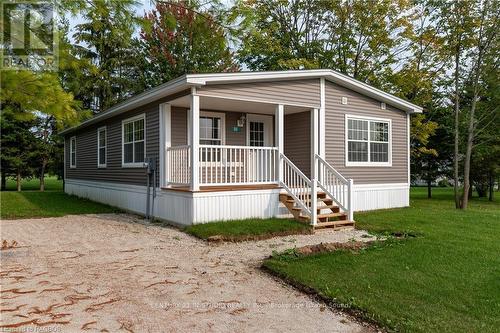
[{"left": 61, "top": 69, "right": 422, "bottom": 228}]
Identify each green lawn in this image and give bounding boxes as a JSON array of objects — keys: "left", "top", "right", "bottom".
[
  {"left": 264, "top": 187, "right": 500, "bottom": 333},
  {"left": 185, "top": 218, "right": 312, "bottom": 241},
  {"left": 4, "top": 176, "right": 63, "bottom": 191},
  {"left": 1, "top": 176, "right": 119, "bottom": 219}
]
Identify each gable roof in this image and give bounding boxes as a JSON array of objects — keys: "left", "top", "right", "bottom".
[{"left": 61, "top": 69, "right": 422, "bottom": 135}]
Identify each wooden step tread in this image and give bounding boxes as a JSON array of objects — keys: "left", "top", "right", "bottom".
[
  {"left": 317, "top": 212, "right": 346, "bottom": 219},
  {"left": 315, "top": 220, "right": 355, "bottom": 228}
]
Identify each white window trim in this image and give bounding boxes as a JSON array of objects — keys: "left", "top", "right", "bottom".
[
  {"left": 97, "top": 126, "right": 107, "bottom": 168},
  {"left": 122, "top": 113, "right": 146, "bottom": 168},
  {"left": 70, "top": 136, "right": 76, "bottom": 168},
  {"left": 345, "top": 114, "right": 392, "bottom": 167}
]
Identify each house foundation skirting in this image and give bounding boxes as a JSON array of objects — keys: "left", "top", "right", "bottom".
[
  {"left": 353, "top": 183, "right": 409, "bottom": 211},
  {"left": 65, "top": 179, "right": 289, "bottom": 225},
  {"left": 65, "top": 179, "right": 409, "bottom": 225}
]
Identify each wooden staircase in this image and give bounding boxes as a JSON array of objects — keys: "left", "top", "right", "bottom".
[{"left": 279, "top": 192, "right": 355, "bottom": 230}]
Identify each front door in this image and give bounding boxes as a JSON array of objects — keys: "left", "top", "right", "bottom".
[{"left": 246, "top": 114, "right": 273, "bottom": 147}]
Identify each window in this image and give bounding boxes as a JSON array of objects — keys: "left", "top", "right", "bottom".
[
  {"left": 346, "top": 115, "right": 391, "bottom": 166},
  {"left": 70, "top": 136, "right": 76, "bottom": 168},
  {"left": 122, "top": 114, "right": 145, "bottom": 167},
  {"left": 249, "top": 121, "right": 265, "bottom": 147},
  {"left": 199, "top": 112, "right": 225, "bottom": 162},
  {"left": 97, "top": 127, "right": 107, "bottom": 167}
]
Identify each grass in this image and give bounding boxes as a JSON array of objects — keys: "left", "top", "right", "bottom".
[
  {"left": 1, "top": 176, "right": 119, "bottom": 219},
  {"left": 263, "top": 187, "right": 500, "bottom": 333},
  {"left": 185, "top": 217, "right": 312, "bottom": 241},
  {"left": 4, "top": 176, "right": 63, "bottom": 191}
]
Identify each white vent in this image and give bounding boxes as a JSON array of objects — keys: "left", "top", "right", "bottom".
[
  {"left": 341, "top": 97, "right": 348, "bottom": 105},
  {"left": 381, "top": 102, "right": 386, "bottom": 110}
]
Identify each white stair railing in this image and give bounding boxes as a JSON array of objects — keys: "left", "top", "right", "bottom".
[
  {"left": 316, "top": 154, "right": 354, "bottom": 221},
  {"left": 279, "top": 153, "right": 312, "bottom": 218}
]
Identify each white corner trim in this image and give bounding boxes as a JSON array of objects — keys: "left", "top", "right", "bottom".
[
  {"left": 344, "top": 114, "right": 392, "bottom": 167},
  {"left": 319, "top": 78, "right": 326, "bottom": 158},
  {"left": 407, "top": 113, "right": 411, "bottom": 184},
  {"left": 121, "top": 113, "right": 146, "bottom": 168}
]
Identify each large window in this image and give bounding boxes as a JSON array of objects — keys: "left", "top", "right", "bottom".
[
  {"left": 70, "top": 136, "right": 76, "bottom": 168},
  {"left": 346, "top": 116, "right": 391, "bottom": 166},
  {"left": 97, "top": 127, "right": 107, "bottom": 167},
  {"left": 122, "top": 114, "right": 145, "bottom": 167}
]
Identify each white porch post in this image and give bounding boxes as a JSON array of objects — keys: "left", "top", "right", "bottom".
[
  {"left": 190, "top": 88, "right": 200, "bottom": 191},
  {"left": 275, "top": 104, "right": 284, "bottom": 184},
  {"left": 159, "top": 103, "right": 171, "bottom": 188},
  {"left": 310, "top": 108, "right": 319, "bottom": 225},
  {"left": 319, "top": 78, "right": 326, "bottom": 159}
]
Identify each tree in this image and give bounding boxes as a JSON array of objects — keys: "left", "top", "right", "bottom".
[
  {"left": 0, "top": 110, "right": 37, "bottom": 191},
  {"left": 73, "top": 0, "right": 139, "bottom": 112},
  {"left": 460, "top": 0, "right": 498, "bottom": 209},
  {"left": 232, "top": 0, "right": 327, "bottom": 70},
  {"left": 137, "top": 1, "right": 236, "bottom": 89}
]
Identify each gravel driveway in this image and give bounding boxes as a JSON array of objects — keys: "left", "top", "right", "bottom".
[{"left": 1, "top": 214, "right": 375, "bottom": 332}]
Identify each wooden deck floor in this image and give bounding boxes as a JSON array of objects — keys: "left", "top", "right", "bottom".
[{"left": 161, "top": 184, "right": 281, "bottom": 193}]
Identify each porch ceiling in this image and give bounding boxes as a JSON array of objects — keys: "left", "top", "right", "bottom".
[{"left": 169, "top": 95, "right": 310, "bottom": 115}]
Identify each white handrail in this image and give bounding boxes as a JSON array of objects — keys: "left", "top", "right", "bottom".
[
  {"left": 279, "top": 153, "right": 312, "bottom": 217},
  {"left": 315, "top": 154, "right": 353, "bottom": 220}
]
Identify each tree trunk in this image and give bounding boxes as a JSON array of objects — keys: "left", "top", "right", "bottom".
[
  {"left": 16, "top": 170, "right": 21, "bottom": 192},
  {"left": 489, "top": 171, "right": 494, "bottom": 201},
  {"left": 39, "top": 159, "right": 47, "bottom": 192},
  {"left": 453, "top": 45, "right": 461, "bottom": 209},
  {"left": 427, "top": 178, "right": 432, "bottom": 199},
  {"left": 1, "top": 173, "right": 6, "bottom": 191}
]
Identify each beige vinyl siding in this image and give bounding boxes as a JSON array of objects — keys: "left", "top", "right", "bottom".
[
  {"left": 284, "top": 111, "right": 311, "bottom": 177},
  {"left": 171, "top": 107, "right": 188, "bottom": 146},
  {"left": 65, "top": 91, "right": 190, "bottom": 187},
  {"left": 324, "top": 81, "right": 408, "bottom": 184},
  {"left": 197, "top": 79, "right": 321, "bottom": 108},
  {"left": 65, "top": 104, "right": 157, "bottom": 186}
]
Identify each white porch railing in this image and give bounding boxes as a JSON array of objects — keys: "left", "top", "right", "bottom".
[
  {"left": 166, "top": 145, "right": 279, "bottom": 186},
  {"left": 316, "top": 154, "right": 353, "bottom": 221},
  {"left": 199, "top": 145, "right": 278, "bottom": 185},
  {"left": 166, "top": 145, "right": 191, "bottom": 186},
  {"left": 279, "top": 153, "right": 313, "bottom": 217}
]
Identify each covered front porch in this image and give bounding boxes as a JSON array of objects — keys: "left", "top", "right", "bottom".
[{"left": 160, "top": 88, "right": 317, "bottom": 190}]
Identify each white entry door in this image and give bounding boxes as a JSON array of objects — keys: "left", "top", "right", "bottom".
[{"left": 246, "top": 114, "right": 274, "bottom": 147}]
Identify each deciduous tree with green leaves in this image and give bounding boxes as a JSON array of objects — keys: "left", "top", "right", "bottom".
[{"left": 136, "top": 0, "right": 236, "bottom": 89}]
